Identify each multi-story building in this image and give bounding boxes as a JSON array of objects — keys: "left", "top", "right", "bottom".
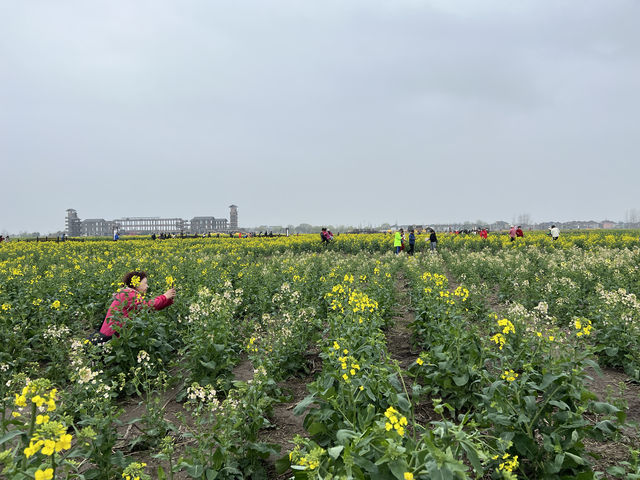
[
  {"left": 65, "top": 209, "right": 82, "bottom": 236},
  {"left": 82, "top": 219, "right": 115, "bottom": 237},
  {"left": 115, "top": 217, "right": 186, "bottom": 235},
  {"left": 64, "top": 208, "right": 235, "bottom": 236},
  {"left": 229, "top": 205, "right": 238, "bottom": 231},
  {"left": 190, "top": 217, "right": 228, "bottom": 234}
]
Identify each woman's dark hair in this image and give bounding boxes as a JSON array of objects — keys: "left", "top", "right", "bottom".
[{"left": 123, "top": 270, "right": 147, "bottom": 288}]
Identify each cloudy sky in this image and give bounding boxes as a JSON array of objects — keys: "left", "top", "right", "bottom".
[{"left": 1, "top": 0, "right": 638, "bottom": 233}]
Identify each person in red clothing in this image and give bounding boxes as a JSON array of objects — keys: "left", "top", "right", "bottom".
[
  {"left": 480, "top": 228, "right": 488, "bottom": 239},
  {"left": 96, "top": 271, "right": 176, "bottom": 343},
  {"left": 515, "top": 226, "right": 524, "bottom": 238}
]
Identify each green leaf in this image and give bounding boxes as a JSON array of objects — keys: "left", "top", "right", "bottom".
[
  {"left": 549, "top": 400, "right": 569, "bottom": 410},
  {"left": 293, "top": 394, "right": 316, "bottom": 415},
  {"left": 328, "top": 445, "right": 344, "bottom": 459},
  {"left": 539, "top": 373, "right": 561, "bottom": 390},
  {"left": 396, "top": 394, "right": 411, "bottom": 412},
  {"left": 453, "top": 374, "right": 469, "bottom": 386},
  {"left": 212, "top": 447, "right": 224, "bottom": 469},
  {"left": 206, "top": 468, "right": 218, "bottom": 480},
  {"left": 307, "top": 422, "right": 326, "bottom": 436},
  {"left": 591, "top": 401, "right": 620, "bottom": 415},
  {"left": 606, "top": 466, "right": 627, "bottom": 477},
  {"left": 605, "top": 347, "right": 619, "bottom": 357},
  {"left": 184, "top": 463, "right": 204, "bottom": 477},
  {"left": 275, "top": 455, "right": 291, "bottom": 474},
  {"left": 336, "top": 429, "right": 358, "bottom": 444},
  {"left": 0, "top": 429, "right": 25, "bottom": 445},
  {"left": 200, "top": 360, "right": 218, "bottom": 370},
  {"left": 565, "top": 452, "right": 586, "bottom": 465},
  {"left": 388, "top": 459, "right": 408, "bottom": 479},
  {"left": 157, "top": 466, "right": 166, "bottom": 480},
  {"left": 461, "top": 442, "right": 484, "bottom": 474}
]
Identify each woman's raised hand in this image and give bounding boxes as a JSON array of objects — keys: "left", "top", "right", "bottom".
[{"left": 164, "top": 288, "right": 177, "bottom": 299}]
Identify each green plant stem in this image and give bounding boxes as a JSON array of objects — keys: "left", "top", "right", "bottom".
[
  {"left": 21, "top": 401, "right": 37, "bottom": 469},
  {"left": 526, "top": 383, "right": 562, "bottom": 438}
]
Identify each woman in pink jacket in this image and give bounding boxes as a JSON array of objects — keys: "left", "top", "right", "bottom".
[{"left": 97, "top": 270, "right": 176, "bottom": 342}]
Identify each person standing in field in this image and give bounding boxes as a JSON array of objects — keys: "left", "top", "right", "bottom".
[
  {"left": 550, "top": 225, "right": 560, "bottom": 240},
  {"left": 408, "top": 229, "right": 415, "bottom": 255},
  {"left": 509, "top": 226, "right": 517, "bottom": 242},
  {"left": 95, "top": 271, "right": 176, "bottom": 344},
  {"left": 480, "top": 228, "right": 488, "bottom": 239},
  {"left": 429, "top": 228, "right": 438, "bottom": 252},
  {"left": 394, "top": 229, "right": 403, "bottom": 254},
  {"left": 516, "top": 226, "right": 524, "bottom": 238}
]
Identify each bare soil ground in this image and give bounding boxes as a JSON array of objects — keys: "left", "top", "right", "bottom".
[
  {"left": 261, "top": 371, "right": 316, "bottom": 479},
  {"left": 116, "top": 372, "right": 193, "bottom": 480},
  {"left": 387, "top": 275, "right": 437, "bottom": 425},
  {"left": 585, "top": 367, "right": 640, "bottom": 476}
]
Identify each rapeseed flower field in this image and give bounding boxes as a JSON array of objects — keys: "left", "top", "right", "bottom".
[{"left": 0, "top": 231, "right": 638, "bottom": 478}]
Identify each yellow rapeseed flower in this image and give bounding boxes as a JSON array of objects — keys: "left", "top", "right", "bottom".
[{"left": 35, "top": 468, "right": 54, "bottom": 480}]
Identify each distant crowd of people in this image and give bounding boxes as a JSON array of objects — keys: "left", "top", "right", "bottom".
[
  {"left": 390, "top": 228, "right": 439, "bottom": 255},
  {"left": 378, "top": 224, "right": 562, "bottom": 255}
]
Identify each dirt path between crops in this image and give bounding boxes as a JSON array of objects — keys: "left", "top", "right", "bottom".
[
  {"left": 115, "top": 370, "right": 193, "bottom": 480},
  {"left": 386, "top": 272, "right": 437, "bottom": 426},
  {"left": 387, "top": 274, "right": 418, "bottom": 370},
  {"left": 584, "top": 366, "right": 640, "bottom": 475},
  {"left": 253, "top": 348, "right": 321, "bottom": 479}
]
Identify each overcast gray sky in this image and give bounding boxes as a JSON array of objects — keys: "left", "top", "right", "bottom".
[{"left": 1, "top": 0, "right": 639, "bottom": 233}]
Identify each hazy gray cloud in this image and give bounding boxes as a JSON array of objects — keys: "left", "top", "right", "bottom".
[{"left": 1, "top": 0, "right": 639, "bottom": 233}]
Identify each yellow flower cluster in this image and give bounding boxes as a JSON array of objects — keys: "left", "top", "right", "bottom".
[
  {"left": 35, "top": 468, "right": 54, "bottom": 480},
  {"left": 497, "top": 318, "right": 515, "bottom": 334},
  {"left": 574, "top": 318, "right": 593, "bottom": 337},
  {"left": 421, "top": 272, "right": 447, "bottom": 288},
  {"left": 289, "top": 445, "right": 325, "bottom": 471},
  {"left": 297, "top": 455, "right": 320, "bottom": 470},
  {"left": 348, "top": 290, "right": 378, "bottom": 313},
  {"left": 50, "top": 299, "right": 61, "bottom": 309},
  {"left": 404, "top": 473, "right": 414, "bottom": 480},
  {"left": 453, "top": 286, "right": 469, "bottom": 301},
  {"left": 493, "top": 452, "right": 519, "bottom": 473},
  {"left": 24, "top": 421, "right": 72, "bottom": 458},
  {"left": 14, "top": 384, "right": 57, "bottom": 413},
  {"left": 384, "top": 406, "right": 408, "bottom": 437},
  {"left": 122, "top": 461, "right": 148, "bottom": 480},
  {"left": 246, "top": 337, "right": 258, "bottom": 353},
  {"left": 338, "top": 354, "right": 360, "bottom": 383},
  {"left": 490, "top": 333, "right": 506, "bottom": 350},
  {"left": 490, "top": 318, "right": 515, "bottom": 350},
  {"left": 438, "top": 290, "right": 457, "bottom": 305},
  {"left": 501, "top": 370, "right": 519, "bottom": 382}
]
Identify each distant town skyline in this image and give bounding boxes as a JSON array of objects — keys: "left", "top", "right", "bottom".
[{"left": 1, "top": 205, "right": 638, "bottom": 237}]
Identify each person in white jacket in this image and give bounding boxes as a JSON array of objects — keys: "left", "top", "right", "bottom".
[{"left": 549, "top": 225, "right": 560, "bottom": 240}]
